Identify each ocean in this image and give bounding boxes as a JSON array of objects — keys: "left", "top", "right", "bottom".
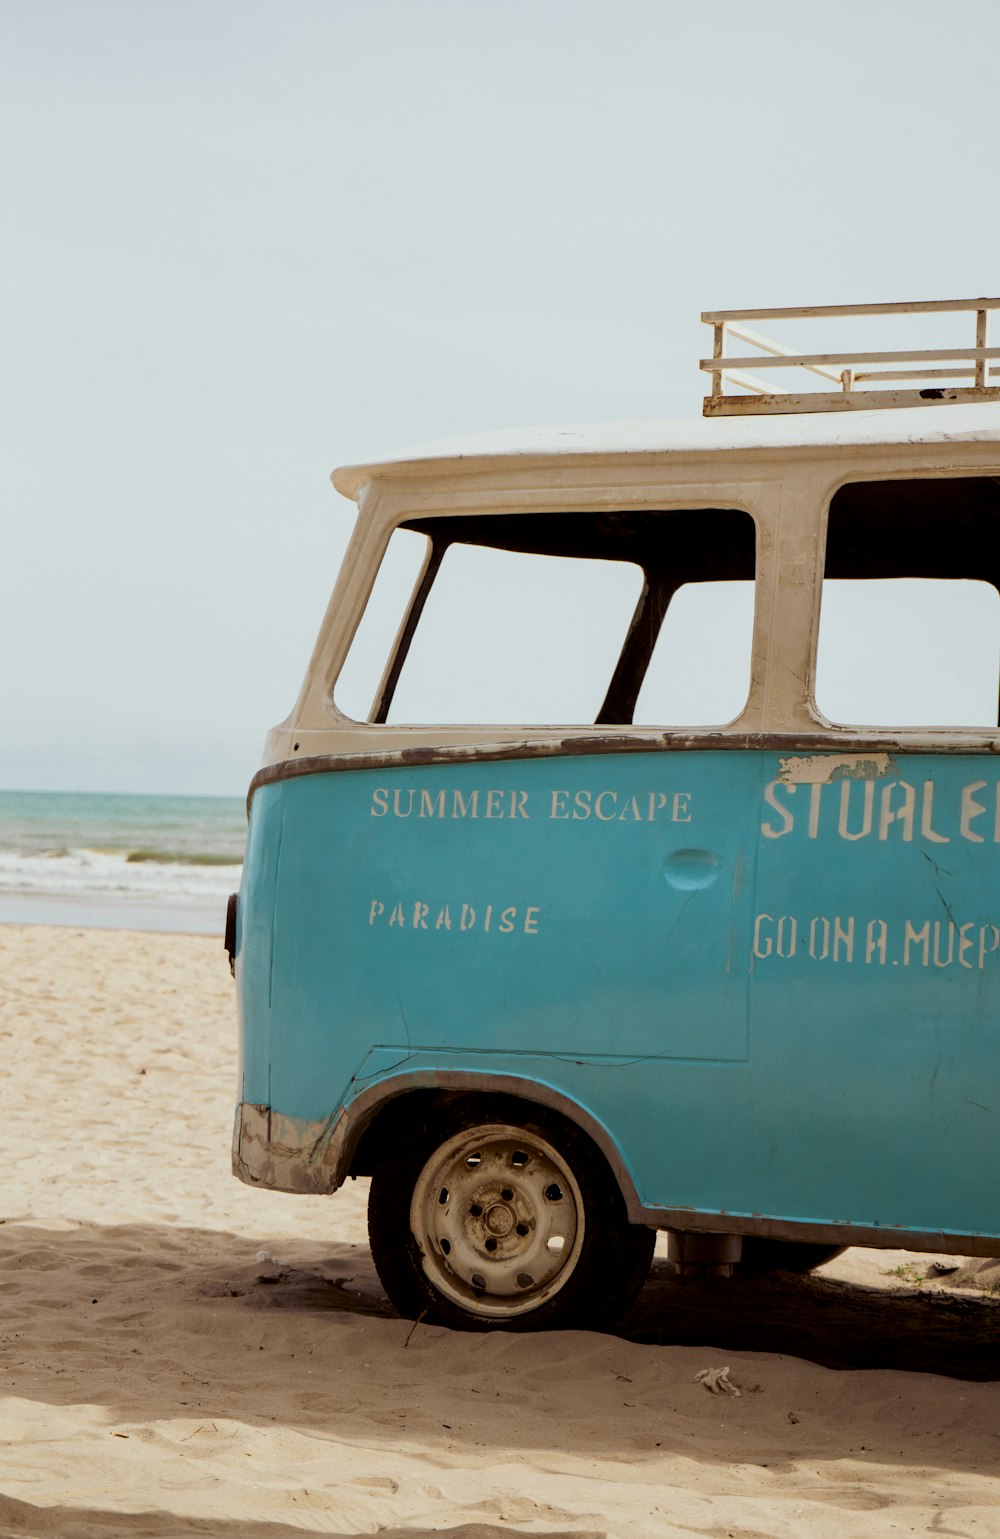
[{"left": 0, "top": 790, "right": 246, "bottom": 935}]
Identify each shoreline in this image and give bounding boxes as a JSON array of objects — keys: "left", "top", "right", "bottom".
[{"left": 0, "top": 890, "right": 227, "bottom": 936}]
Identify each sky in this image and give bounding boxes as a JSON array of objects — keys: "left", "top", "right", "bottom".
[{"left": 4, "top": 0, "right": 1000, "bottom": 796}]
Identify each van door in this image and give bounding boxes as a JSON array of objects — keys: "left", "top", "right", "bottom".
[
  {"left": 283, "top": 501, "right": 764, "bottom": 1211},
  {"left": 750, "top": 473, "right": 1000, "bottom": 1242},
  {"left": 340, "top": 506, "right": 760, "bottom": 1069}
]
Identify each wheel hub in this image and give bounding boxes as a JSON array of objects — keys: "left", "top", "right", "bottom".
[
  {"left": 483, "top": 1202, "right": 515, "bottom": 1238},
  {"left": 409, "top": 1123, "right": 585, "bottom": 1319}
]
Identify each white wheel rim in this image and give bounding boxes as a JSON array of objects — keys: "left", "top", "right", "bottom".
[{"left": 409, "top": 1123, "right": 585, "bottom": 1319}]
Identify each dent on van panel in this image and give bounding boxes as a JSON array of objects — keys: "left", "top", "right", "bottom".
[{"left": 777, "top": 752, "right": 894, "bottom": 785}]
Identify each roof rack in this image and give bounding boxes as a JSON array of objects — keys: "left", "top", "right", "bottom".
[{"left": 701, "top": 297, "right": 1000, "bottom": 417}]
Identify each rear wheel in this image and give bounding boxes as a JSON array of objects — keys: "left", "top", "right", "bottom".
[{"left": 368, "top": 1098, "right": 654, "bottom": 1331}]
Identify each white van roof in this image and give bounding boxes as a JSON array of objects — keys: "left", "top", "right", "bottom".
[{"left": 332, "top": 402, "right": 1000, "bottom": 499}]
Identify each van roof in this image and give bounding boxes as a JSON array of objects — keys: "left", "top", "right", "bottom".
[{"left": 332, "top": 401, "right": 1000, "bottom": 499}]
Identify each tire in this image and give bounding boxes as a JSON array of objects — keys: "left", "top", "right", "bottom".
[
  {"left": 368, "top": 1096, "right": 655, "bottom": 1331},
  {"left": 739, "top": 1238, "right": 846, "bottom": 1274}
]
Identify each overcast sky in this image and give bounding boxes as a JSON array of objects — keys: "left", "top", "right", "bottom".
[{"left": 4, "top": 0, "right": 1000, "bottom": 795}]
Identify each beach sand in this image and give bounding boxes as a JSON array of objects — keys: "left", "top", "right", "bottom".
[{"left": 2, "top": 924, "right": 1000, "bottom": 1538}]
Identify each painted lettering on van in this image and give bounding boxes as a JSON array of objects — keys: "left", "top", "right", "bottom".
[
  {"left": 548, "top": 790, "right": 691, "bottom": 822},
  {"left": 761, "top": 778, "right": 1000, "bottom": 844},
  {"left": 368, "top": 898, "right": 541, "bottom": 934},
  {"left": 370, "top": 787, "right": 530, "bottom": 819},
  {"left": 369, "top": 787, "right": 693, "bottom": 823},
  {"left": 754, "top": 913, "right": 1000, "bottom": 970}
]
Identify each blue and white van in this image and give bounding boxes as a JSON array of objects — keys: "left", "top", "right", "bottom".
[{"left": 231, "top": 300, "right": 1000, "bottom": 1330}]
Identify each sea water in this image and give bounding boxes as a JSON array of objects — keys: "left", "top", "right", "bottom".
[{"left": 0, "top": 790, "right": 246, "bottom": 934}]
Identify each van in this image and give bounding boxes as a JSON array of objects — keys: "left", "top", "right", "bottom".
[{"left": 230, "top": 298, "right": 1000, "bottom": 1330}]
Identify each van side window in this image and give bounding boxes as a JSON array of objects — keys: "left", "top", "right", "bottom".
[
  {"left": 334, "top": 529, "right": 430, "bottom": 723},
  {"left": 817, "top": 478, "right": 1000, "bottom": 729},
  {"left": 633, "top": 579, "right": 755, "bottom": 727},
  {"left": 335, "top": 507, "right": 756, "bottom": 727},
  {"left": 386, "top": 545, "right": 642, "bottom": 725}
]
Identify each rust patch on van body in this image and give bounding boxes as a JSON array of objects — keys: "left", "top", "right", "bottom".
[{"left": 778, "top": 752, "right": 894, "bottom": 785}]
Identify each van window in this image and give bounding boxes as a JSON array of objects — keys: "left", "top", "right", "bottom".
[
  {"left": 633, "top": 579, "right": 755, "bottom": 727},
  {"left": 386, "top": 545, "right": 641, "bottom": 725},
  {"left": 817, "top": 478, "right": 1000, "bottom": 729},
  {"left": 335, "top": 529, "right": 429, "bottom": 722},
  {"left": 336, "top": 507, "right": 756, "bottom": 727}
]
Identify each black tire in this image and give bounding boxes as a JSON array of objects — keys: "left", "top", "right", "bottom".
[
  {"left": 368, "top": 1096, "right": 655, "bottom": 1331},
  {"left": 739, "top": 1238, "right": 846, "bottom": 1274}
]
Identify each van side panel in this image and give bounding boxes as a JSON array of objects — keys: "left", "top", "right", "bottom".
[
  {"left": 236, "top": 749, "right": 1000, "bottom": 1245},
  {"left": 751, "top": 750, "right": 1000, "bottom": 1237},
  {"left": 239, "top": 751, "right": 756, "bottom": 1171},
  {"left": 255, "top": 748, "right": 755, "bottom": 1078}
]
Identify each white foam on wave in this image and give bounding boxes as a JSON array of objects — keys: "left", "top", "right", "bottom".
[{"left": 0, "top": 848, "right": 242, "bottom": 901}]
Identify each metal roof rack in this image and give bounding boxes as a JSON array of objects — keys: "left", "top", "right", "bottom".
[{"left": 701, "top": 297, "right": 1000, "bottom": 417}]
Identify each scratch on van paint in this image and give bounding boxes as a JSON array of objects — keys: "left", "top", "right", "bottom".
[
  {"left": 305, "top": 1108, "right": 340, "bottom": 1166},
  {"left": 396, "top": 994, "right": 413, "bottom": 1053},
  {"left": 777, "top": 752, "right": 893, "bottom": 785}
]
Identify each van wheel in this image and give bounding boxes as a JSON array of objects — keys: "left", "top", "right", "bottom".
[{"left": 368, "top": 1099, "right": 654, "bottom": 1331}]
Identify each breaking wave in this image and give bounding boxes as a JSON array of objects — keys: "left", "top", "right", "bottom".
[{"left": 0, "top": 847, "right": 242, "bottom": 901}]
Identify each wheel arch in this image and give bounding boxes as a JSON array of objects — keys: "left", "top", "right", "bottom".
[{"left": 343, "top": 1071, "right": 645, "bottom": 1222}]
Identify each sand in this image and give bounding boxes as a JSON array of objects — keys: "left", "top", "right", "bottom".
[{"left": 2, "top": 924, "right": 1000, "bottom": 1539}]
